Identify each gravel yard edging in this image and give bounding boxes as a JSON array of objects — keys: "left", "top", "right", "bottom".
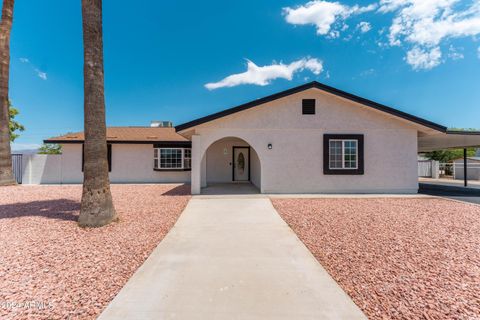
[
  {"left": 272, "top": 197, "right": 480, "bottom": 320},
  {"left": 0, "top": 184, "right": 190, "bottom": 320}
]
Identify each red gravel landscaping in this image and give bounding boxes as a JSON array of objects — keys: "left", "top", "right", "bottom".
[
  {"left": 272, "top": 197, "right": 480, "bottom": 320},
  {"left": 0, "top": 184, "right": 190, "bottom": 320}
]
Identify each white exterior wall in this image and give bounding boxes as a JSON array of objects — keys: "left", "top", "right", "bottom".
[
  {"left": 205, "top": 138, "right": 248, "bottom": 183},
  {"left": 22, "top": 143, "right": 190, "bottom": 184},
  {"left": 188, "top": 88, "right": 419, "bottom": 194},
  {"left": 250, "top": 148, "right": 261, "bottom": 189},
  {"left": 61, "top": 144, "right": 83, "bottom": 183},
  {"left": 110, "top": 144, "right": 190, "bottom": 183},
  {"left": 204, "top": 137, "right": 261, "bottom": 186},
  {"left": 22, "top": 154, "right": 63, "bottom": 184}
]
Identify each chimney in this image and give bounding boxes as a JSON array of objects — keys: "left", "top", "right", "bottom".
[{"left": 150, "top": 121, "right": 173, "bottom": 128}]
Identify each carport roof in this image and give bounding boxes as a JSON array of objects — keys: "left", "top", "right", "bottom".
[{"left": 419, "top": 130, "right": 480, "bottom": 152}]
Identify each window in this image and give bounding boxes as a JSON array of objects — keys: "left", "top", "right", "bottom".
[
  {"left": 302, "top": 99, "right": 315, "bottom": 115},
  {"left": 329, "top": 140, "right": 357, "bottom": 169},
  {"left": 154, "top": 148, "right": 191, "bottom": 170},
  {"left": 323, "top": 134, "right": 364, "bottom": 175}
]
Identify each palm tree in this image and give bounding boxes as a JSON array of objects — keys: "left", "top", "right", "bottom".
[
  {"left": 78, "top": 0, "right": 117, "bottom": 227},
  {"left": 0, "top": 0, "right": 16, "bottom": 186}
]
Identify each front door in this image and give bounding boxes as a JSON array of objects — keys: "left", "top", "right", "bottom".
[{"left": 233, "top": 147, "right": 250, "bottom": 181}]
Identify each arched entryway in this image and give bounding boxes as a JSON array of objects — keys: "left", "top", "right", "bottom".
[{"left": 200, "top": 136, "right": 262, "bottom": 194}]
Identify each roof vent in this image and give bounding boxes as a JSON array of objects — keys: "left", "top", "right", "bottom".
[{"left": 151, "top": 121, "right": 173, "bottom": 128}]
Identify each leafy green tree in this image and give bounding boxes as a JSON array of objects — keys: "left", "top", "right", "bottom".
[
  {"left": 38, "top": 143, "right": 62, "bottom": 154},
  {"left": 425, "top": 148, "right": 476, "bottom": 163},
  {"left": 9, "top": 101, "right": 24, "bottom": 142}
]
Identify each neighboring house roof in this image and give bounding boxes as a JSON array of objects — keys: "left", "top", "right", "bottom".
[
  {"left": 44, "top": 127, "right": 189, "bottom": 144},
  {"left": 176, "top": 81, "right": 447, "bottom": 132}
]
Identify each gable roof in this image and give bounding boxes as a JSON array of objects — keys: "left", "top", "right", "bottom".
[
  {"left": 175, "top": 81, "right": 447, "bottom": 133},
  {"left": 44, "top": 127, "right": 189, "bottom": 144}
]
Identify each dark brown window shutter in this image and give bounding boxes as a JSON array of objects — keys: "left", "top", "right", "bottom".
[
  {"left": 302, "top": 99, "right": 315, "bottom": 114},
  {"left": 82, "top": 144, "right": 84, "bottom": 172},
  {"left": 107, "top": 144, "right": 112, "bottom": 172}
]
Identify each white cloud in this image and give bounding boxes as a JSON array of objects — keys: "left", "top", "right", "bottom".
[
  {"left": 378, "top": 0, "right": 407, "bottom": 13},
  {"left": 35, "top": 69, "right": 48, "bottom": 80},
  {"left": 379, "top": 0, "right": 480, "bottom": 68},
  {"left": 283, "top": 1, "right": 376, "bottom": 36},
  {"left": 205, "top": 58, "right": 323, "bottom": 90},
  {"left": 18, "top": 57, "right": 47, "bottom": 80},
  {"left": 328, "top": 30, "right": 340, "bottom": 38},
  {"left": 357, "top": 21, "right": 372, "bottom": 33},
  {"left": 382, "top": 0, "right": 480, "bottom": 47},
  {"left": 447, "top": 45, "right": 464, "bottom": 60},
  {"left": 360, "top": 68, "right": 376, "bottom": 76},
  {"left": 406, "top": 46, "right": 442, "bottom": 70},
  {"left": 284, "top": 0, "right": 480, "bottom": 70}
]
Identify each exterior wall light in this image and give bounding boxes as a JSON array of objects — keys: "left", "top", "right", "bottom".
[{"left": 268, "top": 143, "right": 272, "bottom": 150}]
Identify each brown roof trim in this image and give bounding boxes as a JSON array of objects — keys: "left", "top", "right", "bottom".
[
  {"left": 175, "top": 81, "right": 447, "bottom": 133},
  {"left": 44, "top": 127, "right": 189, "bottom": 144},
  {"left": 43, "top": 140, "right": 189, "bottom": 145}
]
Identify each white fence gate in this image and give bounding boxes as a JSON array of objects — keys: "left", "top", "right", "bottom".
[
  {"left": 418, "top": 160, "right": 432, "bottom": 177},
  {"left": 418, "top": 160, "right": 439, "bottom": 178},
  {"left": 11, "top": 154, "right": 23, "bottom": 184}
]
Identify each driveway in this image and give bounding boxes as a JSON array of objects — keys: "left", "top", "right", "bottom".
[
  {"left": 419, "top": 182, "right": 480, "bottom": 204},
  {"left": 99, "top": 197, "right": 366, "bottom": 319}
]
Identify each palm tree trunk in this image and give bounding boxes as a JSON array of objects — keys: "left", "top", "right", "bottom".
[
  {"left": 0, "top": 0, "right": 16, "bottom": 186},
  {"left": 78, "top": 0, "right": 117, "bottom": 227}
]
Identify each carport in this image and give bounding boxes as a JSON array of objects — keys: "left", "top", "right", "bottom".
[{"left": 419, "top": 130, "right": 480, "bottom": 187}]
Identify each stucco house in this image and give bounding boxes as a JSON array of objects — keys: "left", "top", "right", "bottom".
[{"left": 39, "top": 81, "right": 480, "bottom": 194}]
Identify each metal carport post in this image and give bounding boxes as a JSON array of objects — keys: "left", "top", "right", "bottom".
[{"left": 464, "top": 148, "right": 468, "bottom": 187}]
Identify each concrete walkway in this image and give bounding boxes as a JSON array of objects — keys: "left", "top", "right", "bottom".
[{"left": 99, "top": 198, "right": 366, "bottom": 320}]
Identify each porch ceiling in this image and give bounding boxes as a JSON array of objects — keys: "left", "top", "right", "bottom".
[{"left": 418, "top": 131, "right": 480, "bottom": 152}]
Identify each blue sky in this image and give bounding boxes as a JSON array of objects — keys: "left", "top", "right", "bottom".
[{"left": 9, "top": 0, "right": 480, "bottom": 150}]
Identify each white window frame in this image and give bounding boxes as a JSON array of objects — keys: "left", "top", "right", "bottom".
[
  {"left": 328, "top": 139, "right": 358, "bottom": 170},
  {"left": 154, "top": 148, "right": 191, "bottom": 170}
]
